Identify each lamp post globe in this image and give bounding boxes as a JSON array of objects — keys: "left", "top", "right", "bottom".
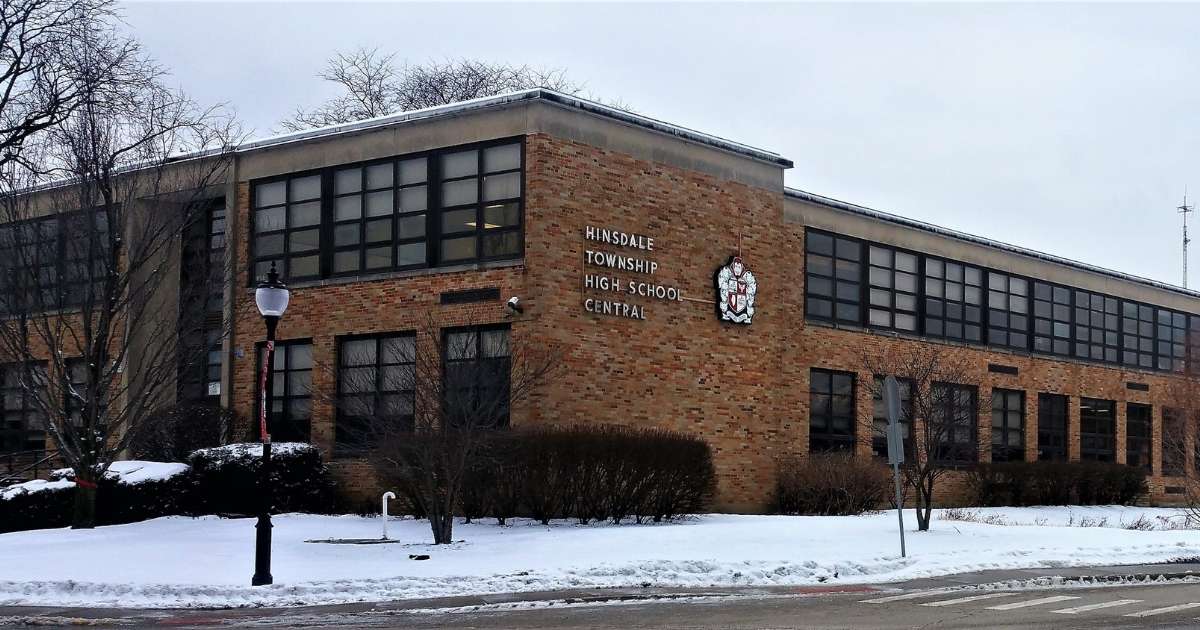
[{"left": 252, "top": 263, "right": 288, "bottom": 587}]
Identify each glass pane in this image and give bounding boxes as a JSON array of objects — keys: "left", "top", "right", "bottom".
[
  {"left": 399, "top": 186, "right": 427, "bottom": 213},
  {"left": 341, "top": 339, "right": 376, "bottom": 366},
  {"left": 366, "top": 163, "right": 393, "bottom": 189},
  {"left": 289, "top": 228, "right": 320, "bottom": 252},
  {"left": 256, "top": 233, "right": 284, "bottom": 256},
  {"left": 483, "top": 232, "right": 521, "bottom": 257},
  {"left": 484, "top": 144, "right": 521, "bottom": 172},
  {"left": 366, "top": 191, "right": 393, "bottom": 217},
  {"left": 289, "top": 344, "right": 313, "bottom": 369},
  {"left": 441, "top": 208, "right": 476, "bottom": 234},
  {"left": 442, "top": 150, "right": 478, "bottom": 179},
  {"left": 289, "top": 201, "right": 321, "bottom": 227},
  {"left": 333, "top": 250, "right": 359, "bottom": 273},
  {"left": 397, "top": 242, "right": 426, "bottom": 266},
  {"left": 335, "top": 168, "right": 361, "bottom": 194},
  {"left": 289, "top": 255, "right": 319, "bottom": 278},
  {"left": 381, "top": 365, "right": 414, "bottom": 390},
  {"left": 365, "top": 218, "right": 391, "bottom": 242},
  {"left": 442, "top": 179, "right": 477, "bottom": 206},
  {"left": 289, "top": 175, "right": 321, "bottom": 201},
  {"left": 382, "top": 336, "right": 414, "bottom": 364},
  {"left": 333, "top": 223, "right": 359, "bottom": 247},
  {"left": 400, "top": 158, "right": 427, "bottom": 185},
  {"left": 365, "top": 246, "right": 390, "bottom": 269},
  {"left": 483, "top": 172, "right": 521, "bottom": 201},
  {"left": 446, "top": 332, "right": 476, "bottom": 360},
  {"left": 256, "top": 181, "right": 285, "bottom": 207},
  {"left": 335, "top": 195, "right": 362, "bottom": 221},
  {"left": 255, "top": 207, "right": 285, "bottom": 233},
  {"left": 441, "top": 236, "right": 476, "bottom": 262},
  {"left": 397, "top": 214, "right": 425, "bottom": 239}
]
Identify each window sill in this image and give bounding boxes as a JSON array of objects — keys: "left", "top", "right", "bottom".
[{"left": 249, "top": 258, "right": 524, "bottom": 291}]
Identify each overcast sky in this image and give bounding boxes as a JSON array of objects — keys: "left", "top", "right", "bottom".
[{"left": 122, "top": 2, "right": 1200, "bottom": 288}]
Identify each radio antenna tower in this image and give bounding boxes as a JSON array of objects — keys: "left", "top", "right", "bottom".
[{"left": 1181, "top": 189, "right": 1195, "bottom": 288}]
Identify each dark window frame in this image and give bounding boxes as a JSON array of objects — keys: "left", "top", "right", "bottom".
[
  {"left": 1125, "top": 402, "right": 1152, "bottom": 472},
  {"left": 871, "top": 375, "right": 913, "bottom": 458},
  {"left": 866, "top": 244, "right": 919, "bottom": 333},
  {"left": 1163, "top": 407, "right": 1186, "bottom": 476},
  {"left": 441, "top": 324, "right": 512, "bottom": 430},
  {"left": 0, "top": 362, "right": 47, "bottom": 454},
  {"left": 932, "top": 382, "right": 978, "bottom": 465},
  {"left": 804, "top": 229, "right": 863, "bottom": 326},
  {"left": 334, "top": 332, "right": 416, "bottom": 457},
  {"left": 809, "top": 368, "right": 857, "bottom": 453},
  {"left": 986, "top": 272, "right": 1030, "bottom": 350},
  {"left": 1032, "top": 281, "right": 1073, "bottom": 357},
  {"left": 990, "top": 388, "right": 1025, "bottom": 462},
  {"left": 1121, "top": 301, "right": 1156, "bottom": 370},
  {"left": 255, "top": 339, "right": 314, "bottom": 443},
  {"left": 1080, "top": 397, "right": 1116, "bottom": 462},
  {"left": 1156, "top": 308, "right": 1188, "bottom": 373},
  {"left": 923, "top": 256, "right": 984, "bottom": 344},
  {"left": 1037, "top": 393, "right": 1069, "bottom": 461}
]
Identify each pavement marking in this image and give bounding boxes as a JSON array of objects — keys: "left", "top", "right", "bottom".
[
  {"left": 1051, "top": 599, "right": 1143, "bottom": 614},
  {"left": 1124, "top": 603, "right": 1200, "bottom": 618},
  {"left": 920, "top": 593, "right": 1017, "bottom": 607},
  {"left": 859, "top": 589, "right": 952, "bottom": 604},
  {"left": 986, "top": 596, "right": 1080, "bottom": 611}
]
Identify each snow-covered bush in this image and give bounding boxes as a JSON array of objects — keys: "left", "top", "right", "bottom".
[
  {"left": 186, "top": 442, "right": 338, "bottom": 516},
  {"left": 773, "top": 453, "right": 890, "bottom": 516}
]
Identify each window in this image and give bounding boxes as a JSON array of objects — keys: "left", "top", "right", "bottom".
[
  {"left": 1080, "top": 397, "right": 1116, "bottom": 461},
  {"left": 0, "top": 210, "right": 109, "bottom": 313},
  {"left": 991, "top": 389, "right": 1024, "bottom": 462},
  {"left": 336, "top": 334, "right": 415, "bottom": 456},
  {"left": 809, "top": 369, "right": 856, "bottom": 452},
  {"left": 1121, "top": 301, "right": 1155, "bottom": 369},
  {"left": 1032, "top": 282, "right": 1072, "bottom": 356},
  {"left": 437, "top": 144, "right": 523, "bottom": 263},
  {"left": 178, "top": 201, "right": 225, "bottom": 405},
  {"left": 1163, "top": 408, "right": 1186, "bottom": 476},
  {"left": 986, "top": 273, "right": 1029, "bottom": 350},
  {"left": 443, "top": 326, "right": 511, "bottom": 429},
  {"left": 932, "top": 383, "right": 977, "bottom": 464},
  {"left": 0, "top": 363, "right": 46, "bottom": 453},
  {"left": 805, "top": 230, "right": 862, "bottom": 325},
  {"left": 867, "top": 246, "right": 918, "bottom": 332},
  {"left": 1126, "top": 403, "right": 1152, "bottom": 471},
  {"left": 250, "top": 140, "right": 523, "bottom": 283},
  {"left": 1074, "top": 291, "right": 1119, "bottom": 363},
  {"left": 924, "top": 257, "right": 983, "bottom": 343},
  {"left": 1037, "top": 393, "right": 1068, "bottom": 461},
  {"left": 257, "top": 341, "right": 312, "bottom": 442},
  {"left": 1157, "top": 309, "right": 1187, "bottom": 373},
  {"left": 871, "top": 376, "right": 911, "bottom": 458}
]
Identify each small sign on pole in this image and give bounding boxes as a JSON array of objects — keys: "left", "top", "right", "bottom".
[{"left": 882, "top": 375, "right": 907, "bottom": 558}]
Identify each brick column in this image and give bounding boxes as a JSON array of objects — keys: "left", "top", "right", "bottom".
[
  {"left": 1068, "top": 395, "right": 1082, "bottom": 462},
  {"left": 1115, "top": 402, "right": 1127, "bottom": 464},
  {"left": 978, "top": 385, "right": 992, "bottom": 464},
  {"left": 1025, "top": 392, "right": 1039, "bottom": 462}
]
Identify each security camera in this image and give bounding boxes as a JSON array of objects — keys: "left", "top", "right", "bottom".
[{"left": 506, "top": 296, "right": 523, "bottom": 316}]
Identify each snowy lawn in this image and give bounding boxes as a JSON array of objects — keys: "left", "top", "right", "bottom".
[{"left": 1, "top": 506, "right": 1198, "bottom": 608}]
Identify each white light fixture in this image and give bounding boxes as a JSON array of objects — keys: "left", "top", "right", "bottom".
[{"left": 255, "top": 263, "right": 290, "bottom": 318}]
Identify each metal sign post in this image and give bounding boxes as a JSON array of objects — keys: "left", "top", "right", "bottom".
[{"left": 883, "top": 375, "right": 907, "bottom": 558}]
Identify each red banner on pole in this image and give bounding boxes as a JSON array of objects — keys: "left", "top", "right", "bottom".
[{"left": 259, "top": 340, "right": 273, "bottom": 444}]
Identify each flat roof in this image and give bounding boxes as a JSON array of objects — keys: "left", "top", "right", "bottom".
[{"left": 786, "top": 187, "right": 1200, "bottom": 301}]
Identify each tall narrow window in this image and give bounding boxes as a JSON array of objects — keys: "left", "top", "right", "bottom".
[
  {"left": 1126, "top": 403, "right": 1152, "bottom": 471},
  {"left": 809, "top": 369, "right": 856, "bottom": 452},
  {"left": 1156, "top": 309, "right": 1187, "bottom": 372},
  {"left": 871, "top": 376, "right": 911, "bottom": 458},
  {"left": 932, "top": 383, "right": 977, "bottom": 464},
  {"left": 924, "top": 258, "right": 983, "bottom": 343},
  {"left": 0, "top": 363, "right": 47, "bottom": 453},
  {"left": 257, "top": 341, "right": 313, "bottom": 442},
  {"left": 1032, "top": 282, "right": 1072, "bottom": 356},
  {"left": 867, "top": 246, "right": 918, "bottom": 332},
  {"left": 1074, "top": 291, "right": 1119, "bottom": 363},
  {"left": 443, "top": 326, "right": 511, "bottom": 428},
  {"left": 179, "top": 201, "right": 225, "bottom": 405},
  {"left": 336, "top": 334, "right": 416, "bottom": 456},
  {"left": 987, "top": 272, "right": 1029, "bottom": 350},
  {"left": 805, "top": 230, "right": 862, "bottom": 325},
  {"left": 1163, "top": 408, "right": 1186, "bottom": 476},
  {"left": 991, "top": 389, "right": 1024, "bottom": 462},
  {"left": 1037, "top": 393, "right": 1068, "bottom": 461},
  {"left": 252, "top": 174, "right": 322, "bottom": 281},
  {"left": 1121, "top": 302, "right": 1155, "bottom": 369},
  {"left": 437, "top": 144, "right": 523, "bottom": 264},
  {"left": 1080, "top": 397, "right": 1115, "bottom": 461}
]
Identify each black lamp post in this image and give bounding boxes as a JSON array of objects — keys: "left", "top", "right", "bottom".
[{"left": 252, "top": 262, "right": 289, "bottom": 587}]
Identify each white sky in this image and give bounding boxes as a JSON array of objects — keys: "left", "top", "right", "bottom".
[{"left": 121, "top": 2, "right": 1200, "bottom": 287}]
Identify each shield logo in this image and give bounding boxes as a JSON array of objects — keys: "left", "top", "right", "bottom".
[{"left": 715, "top": 256, "right": 757, "bottom": 324}]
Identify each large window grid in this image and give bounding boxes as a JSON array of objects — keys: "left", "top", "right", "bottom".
[
  {"left": 1122, "top": 302, "right": 1156, "bottom": 369},
  {"left": 1033, "top": 282, "right": 1072, "bottom": 356},
  {"left": 932, "top": 383, "right": 977, "bottom": 464},
  {"left": 809, "top": 369, "right": 856, "bottom": 452},
  {"left": 1037, "top": 393, "right": 1068, "bottom": 461},
  {"left": 0, "top": 210, "right": 109, "bottom": 313},
  {"left": 443, "top": 326, "right": 512, "bottom": 429},
  {"left": 0, "top": 363, "right": 46, "bottom": 453},
  {"left": 805, "top": 231, "right": 862, "bottom": 325},
  {"left": 1157, "top": 309, "right": 1187, "bottom": 373},
  {"left": 987, "top": 272, "right": 1029, "bottom": 349},
  {"left": 1126, "top": 403, "right": 1152, "bottom": 471},
  {"left": 867, "top": 245, "right": 918, "bottom": 332},
  {"left": 257, "top": 340, "right": 313, "bottom": 443},
  {"left": 871, "top": 376, "right": 912, "bottom": 458},
  {"left": 991, "top": 389, "right": 1025, "bottom": 462},
  {"left": 1074, "top": 291, "right": 1120, "bottom": 364},
  {"left": 924, "top": 258, "right": 983, "bottom": 343},
  {"left": 336, "top": 334, "right": 416, "bottom": 456},
  {"left": 251, "top": 139, "right": 523, "bottom": 284},
  {"left": 1080, "top": 398, "right": 1116, "bottom": 461},
  {"left": 1162, "top": 408, "right": 1186, "bottom": 476}
]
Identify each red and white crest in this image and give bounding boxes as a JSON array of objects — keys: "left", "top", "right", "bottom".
[{"left": 715, "top": 256, "right": 757, "bottom": 324}]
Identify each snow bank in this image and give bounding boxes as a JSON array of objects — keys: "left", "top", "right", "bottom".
[
  {"left": 0, "top": 479, "right": 75, "bottom": 501},
  {"left": 49, "top": 461, "right": 189, "bottom": 486},
  {"left": 189, "top": 442, "right": 316, "bottom": 463},
  {"left": 0, "top": 506, "right": 1198, "bottom": 609}
]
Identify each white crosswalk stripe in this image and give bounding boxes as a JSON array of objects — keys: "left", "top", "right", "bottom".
[
  {"left": 859, "top": 589, "right": 953, "bottom": 604},
  {"left": 1051, "top": 599, "right": 1142, "bottom": 614},
  {"left": 986, "top": 595, "right": 1079, "bottom": 611},
  {"left": 1124, "top": 603, "right": 1200, "bottom": 618},
  {"left": 920, "top": 593, "right": 1017, "bottom": 607}
]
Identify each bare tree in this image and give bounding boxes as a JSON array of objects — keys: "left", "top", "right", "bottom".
[
  {"left": 280, "top": 50, "right": 588, "bottom": 132},
  {"left": 861, "top": 343, "right": 986, "bottom": 531},
  {"left": 322, "top": 312, "right": 558, "bottom": 544},
  {"left": 1162, "top": 370, "right": 1200, "bottom": 523},
  {"left": 0, "top": 0, "right": 138, "bottom": 171},
  {"left": 0, "top": 29, "right": 239, "bottom": 527}
]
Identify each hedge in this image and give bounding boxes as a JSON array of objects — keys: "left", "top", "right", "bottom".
[
  {"left": 969, "top": 461, "right": 1148, "bottom": 507},
  {"left": 773, "top": 453, "right": 891, "bottom": 515}
]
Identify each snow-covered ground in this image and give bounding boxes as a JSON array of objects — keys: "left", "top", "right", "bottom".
[{"left": 0, "top": 506, "right": 1198, "bottom": 609}]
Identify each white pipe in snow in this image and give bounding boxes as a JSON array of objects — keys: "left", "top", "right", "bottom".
[{"left": 382, "top": 491, "right": 396, "bottom": 540}]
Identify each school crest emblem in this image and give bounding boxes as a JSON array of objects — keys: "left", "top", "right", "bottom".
[{"left": 715, "top": 256, "right": 757, "bottom": 324}]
